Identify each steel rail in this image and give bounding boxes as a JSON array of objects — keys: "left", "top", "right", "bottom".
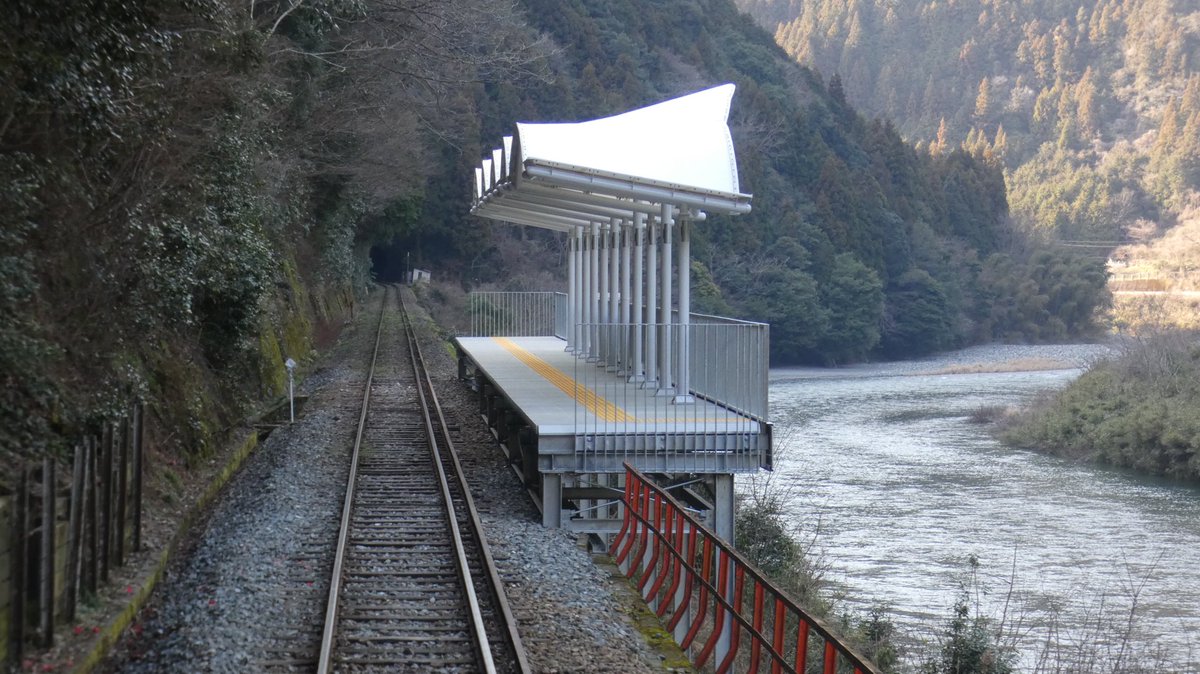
[
  {"left": 316, "top": 286, "right": 527, "bottom": 673},
  {"left": 399, "top": 292, "right": 497, "bottom": 673},
  {"left": 401, "top": 289, "right": 532, "bottom": 674},
  {"left": 316, "top": 285, "right": 388, "bottom": 674}
]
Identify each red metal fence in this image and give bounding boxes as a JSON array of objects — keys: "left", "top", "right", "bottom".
[{"left": 612, "top": 465, "right": 880, "bottom": 674}]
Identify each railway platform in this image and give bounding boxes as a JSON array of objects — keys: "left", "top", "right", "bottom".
[{"left": 465, "top": 84, "right": 771, "bottom": 542}]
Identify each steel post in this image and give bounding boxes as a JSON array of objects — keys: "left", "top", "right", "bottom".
[
  {"left": 714, "top": 472, "right": 735, "bottom": 665},
  {"left": 657, "top": 204, "right": 674, "bottom": 396},
  {"left": 543, "top": 472, "right": 562, "bottom": 528},
  {"left": 608, "top": 218, "right": 621, "bottom": 372},
  {"left": 575, "top": 228, "right": 585, "bottom": 351},
  {"left": 620, "top": 218, "right": 632, "bottom": 374},
  {"left": 644, "top": 217, "right": 658, "bottom": 387},
  {"left": 599, "top": 223, "right": 611, "bottom": 364},
  {"left": 589, "top": 222, "right": 600, "bottom": 360},
  {"left": 674, "top": 215, "right": 694, "bottom": 403},
  {"left": 631, "top": 213, "right": 645, "bottom": 382},
  {"left": 566, "top": 231, "right": 577, "bottom": 351}
]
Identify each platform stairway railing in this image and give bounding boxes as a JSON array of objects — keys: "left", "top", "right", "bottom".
[
  {"left": 613, "top": 465, "right": 881, "bottom": 674},
  {"left": 468, "top": 291, "right": 568, "bottom": 338}
]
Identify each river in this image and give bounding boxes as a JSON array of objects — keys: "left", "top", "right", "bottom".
[{"left": 766, "top": 343, "right": 1200, "bottom": 671}]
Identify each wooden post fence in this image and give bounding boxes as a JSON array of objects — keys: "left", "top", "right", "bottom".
[{"left": 5, "top": 403, "right": 148, "bottom": 667}]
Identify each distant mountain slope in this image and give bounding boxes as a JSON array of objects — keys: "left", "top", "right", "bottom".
[{"left": 738, "top": 0, "right": 1200, "bottom": 243}]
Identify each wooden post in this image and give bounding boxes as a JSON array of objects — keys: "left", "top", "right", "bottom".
[
  {"left": 65, "top": 445, "right": 85, "bottom": 621},
  {"left": 85, "top": 437, "right": 98, "bottom": 596},
  {"left": 99, "top": 423, "right": 111, "bottom": 583},
  {"left": 131, "top": 403, "right": 144, "bottom": 552},
  {"left": 39, "top": 457, "right": 54, "bottom": 648},
  {"left": 116, "top": 416, "right": 129, "bottom": 566},
  {"left": 11, "top": 466, "right": 29, "bottom": 662}
]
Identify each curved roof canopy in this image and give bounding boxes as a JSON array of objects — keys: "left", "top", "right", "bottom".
[{"left": 472, "top": 84, "right": 752, "bottom": 231}]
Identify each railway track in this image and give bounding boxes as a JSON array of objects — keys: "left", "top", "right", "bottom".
[{"left": 314, "top": 285, "right": 528, "bottom": 673}]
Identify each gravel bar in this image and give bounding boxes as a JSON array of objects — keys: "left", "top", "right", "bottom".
[{"left": 101, "top": 286, "right": 676, "bottom": 673}]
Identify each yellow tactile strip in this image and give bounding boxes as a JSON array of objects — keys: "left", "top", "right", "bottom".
[{"left": 493, "top": 337, "right": 633, "bottom": 423}]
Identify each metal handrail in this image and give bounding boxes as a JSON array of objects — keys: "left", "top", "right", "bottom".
[
  {"left": 612, "top": 465, "right": 881, "bottom": 674},
  {"left": 468, "top": 291, "right": 567, "bottom": 338}
]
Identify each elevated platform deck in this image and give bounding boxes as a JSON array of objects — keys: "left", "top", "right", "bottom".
[{"left": 456, "top": 335, "right": 770, "bottom": 476}]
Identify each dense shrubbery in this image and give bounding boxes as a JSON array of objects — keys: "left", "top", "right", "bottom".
[{"left": 1003, "top": 332, "right": 1200, "bottom": 480}]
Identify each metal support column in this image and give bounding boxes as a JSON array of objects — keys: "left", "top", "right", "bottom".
[
  {"left": 581, "top": 225, "right": 592, "bottom": 357},
  {"left": 631, "top": 213, "right": 646, "bottom": 382},
  {"left": 599, "top": 223, "right": 611, "bottom": 365},
  {"left": 620, "top": 218, "right": 632, "bottom": 374},
  {"left": 543, "top": 472, "right": 562, "bottom": 528},
  {"left": 566, "top": 229, "right": 577, "bottom": 352},
  {"left": 608, "top": 218, "right": 621, "bottom": 372},
  {"left": 674, "top": 214, "right": 694, "bottom": 403},
  {"left": 588, "top": 222, "right": 600, "bottom": 361},
  {"left": 574, "top": 227, "right": 585, "bottom": 351},
  {"left": 713, "top": 472, "right": 735, "bottom": 663},
  {"left": 643, "top": 216, "right": 658, "bottom": 387},
  {"left": 657, "top": 204, "right": 674, "bottom": 396}
]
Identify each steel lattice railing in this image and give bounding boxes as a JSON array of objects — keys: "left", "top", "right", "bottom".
[
  {"left": 612, "top": 465, "right": 881, "bottom": 674},
  {"left": 467, "top": 291, "right": 568, "bottom": 338}
]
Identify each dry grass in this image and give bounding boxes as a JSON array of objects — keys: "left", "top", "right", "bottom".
[
  {"left": 916, "top": 357, "right": 1076, "bottom": 376},
  {"left": 1110, "top": 293, "right": 1200, "bottom": 332}
]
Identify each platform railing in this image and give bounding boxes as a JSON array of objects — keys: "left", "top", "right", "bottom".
[
  {"left": 468, "top": 291, "right": 567, "bottom": 338},
  {"left": 569, "top": 321, "right": 769, "bottom": 470},
  {"left": 613, "top": 465, "right": 881, "bottom": 674},
  {"left": 573, "top": 320, "right": 768, "bottom": 420}
]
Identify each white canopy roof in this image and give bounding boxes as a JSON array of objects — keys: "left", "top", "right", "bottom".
[{"left": 472, "top": 84, "right": 752, "bottom": 231}]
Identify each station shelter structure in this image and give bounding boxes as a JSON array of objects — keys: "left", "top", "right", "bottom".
[{"left": 456, "top": 84, "right": 771, "bottom": 545}]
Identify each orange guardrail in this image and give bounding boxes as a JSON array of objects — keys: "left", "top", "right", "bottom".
[{"left": 612, "top": 465, "right": 881, "bottom": 674}]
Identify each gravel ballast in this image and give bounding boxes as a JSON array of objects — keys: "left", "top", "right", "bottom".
[{"left": 102, "top": 287, "right": 678, "bottom": 673}]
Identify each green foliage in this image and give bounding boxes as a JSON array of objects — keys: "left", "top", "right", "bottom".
[
  {"left": 736, "top": 493, "right": 830, "bottom": 615},
  {"left": 849, "top": 606, "right": 902, "bottom": 672},
  {"left": 0, "top": 0, "right": 394, "bottom": 465},
  {"left": 977, "top": 249, "right": 1110, "bottom": 341},
  {"left": 1004, "top": 332, "right": 1200, "bottom": 480},
  {"left": 920, "top": 594, "right": 1015, "bottom": 674},
  {"left": 743, "top": 0, "right": 1200, "bottom": 256},
  {"left": 881, "top": 269, "right": 955, "bottom": 358},
  {"left": 819, "top": 253, "right": 884, "bottom": 363},
  {"left": 917, "top": 556, "right": 1016, "bottom": 674},
  {"left": 1007, "top": 145, "right": 1150, "bottom": 241},
  {"left": 0, "top": 155, "right": 62, "bottom": 458},
  {"left": 690, "top": 260, "right": 731, "bottom": 315},
  {"left": 746, "top": 267, "right": 831, "bottom": 361}
]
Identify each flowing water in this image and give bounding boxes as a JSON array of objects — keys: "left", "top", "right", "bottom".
[{"left": 766, "top": 343, "right": 1200, "bottom": 670}]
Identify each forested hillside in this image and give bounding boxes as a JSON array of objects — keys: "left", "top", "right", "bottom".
[
  {"left": 420, "top": 0, "right": 1110, "bottom": 364},
  {"left": 0, "top": 0, "right": 549, "bottom": 464},
  {"left": 2, "top": 0, "right": 1107, "bottom": 463},
  {"left": 738, "top": 0, "right": 1200, "bottom": 244}
]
